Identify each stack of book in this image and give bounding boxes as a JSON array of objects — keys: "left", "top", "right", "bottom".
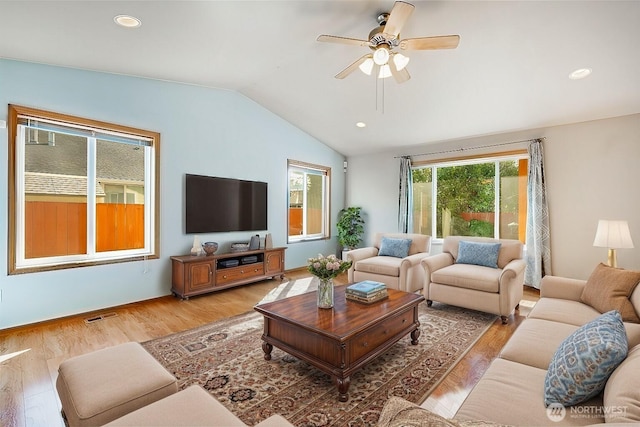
[{"left": 346, "top": 280, "right": 388, "bottom": 304}]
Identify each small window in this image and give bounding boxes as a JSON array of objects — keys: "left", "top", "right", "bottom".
[
  {"left": 8, "top": 105, "right": 160, "bottom": 273},
  {"left": 287, "top": 160, "right": 330, "bottom": 242}
]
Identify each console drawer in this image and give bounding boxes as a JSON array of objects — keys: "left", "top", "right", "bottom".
[
  {"left": 349, "top": 308, "right": 415, "bottom": 362},
  {"left": 216, "top": 264, "right": 264, "bottom": 285}
]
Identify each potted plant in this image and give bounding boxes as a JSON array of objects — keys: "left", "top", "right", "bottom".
[{"left": 337, "top": 207, "right": 365, "bottom": 251}]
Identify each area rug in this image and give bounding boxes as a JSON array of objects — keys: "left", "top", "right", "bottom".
[{"left": 142, "top": 280, "right": 496, "bottom": 427}]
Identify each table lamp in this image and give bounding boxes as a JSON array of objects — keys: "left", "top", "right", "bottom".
[{"left": 593, "top": 220, "right": 634, "bottom": 268}]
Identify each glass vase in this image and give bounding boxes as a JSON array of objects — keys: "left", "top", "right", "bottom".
[{"left": 317, "top": 277, "right": 334, "bottom": 309}]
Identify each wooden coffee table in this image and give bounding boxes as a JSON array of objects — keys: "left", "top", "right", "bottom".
[{"left": 254, "top": 285, "right": 425, "bottom": 401}]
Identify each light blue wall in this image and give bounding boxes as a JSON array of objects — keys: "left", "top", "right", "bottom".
[{"left": 0, "top": 59, "right": 345, "bottom": 329}]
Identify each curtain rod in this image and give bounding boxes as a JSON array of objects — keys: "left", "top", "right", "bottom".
[{"left": 395, "top": 137, "right": 545, "bottom": 159}]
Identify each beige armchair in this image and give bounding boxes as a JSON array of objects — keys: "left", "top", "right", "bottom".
[
  {"left": 421, "top": 236, "right": 525, "bottom": 324},
  {"left": 345, "top": 233, "right": 431, "bottom": 293}
]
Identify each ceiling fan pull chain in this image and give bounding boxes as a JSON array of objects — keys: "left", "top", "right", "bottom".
[
  {"left": 375, "top": 74, "right": 386, "bottom": 114},
  {"left": 382, "top": 76, "right": 385, "bottom": 114}
]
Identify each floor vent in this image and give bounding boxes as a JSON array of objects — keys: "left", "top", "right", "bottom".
[{"left": 84, "top": 312, "right": 118, "bottom": 324}]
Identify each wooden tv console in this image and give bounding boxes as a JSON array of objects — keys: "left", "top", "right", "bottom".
[{"left": 170, "top": 247, "right": 286, "bottom": 299}]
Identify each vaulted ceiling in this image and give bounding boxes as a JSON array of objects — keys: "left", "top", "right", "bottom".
[{"left": 1, "top": 1, "right": 638, "bottom": 156}]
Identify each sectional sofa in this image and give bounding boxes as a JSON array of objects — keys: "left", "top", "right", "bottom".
[{"left": 379, "top": 264, "right": 640, "bottom": 426}]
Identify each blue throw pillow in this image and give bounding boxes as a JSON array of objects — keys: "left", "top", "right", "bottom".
[
  {"left": 544, "top": 310, "right": 628, "bottom": 407},
  {"left": 378, "top": 237, "right": 412, "bottom": 258},
  {"left": 456, "top": 240, "right": 501, "bottom": 268}
]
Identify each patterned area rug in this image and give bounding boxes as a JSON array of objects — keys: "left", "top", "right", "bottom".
[{"left": 142, "top": 280, "right": 496, "bottom": 427}]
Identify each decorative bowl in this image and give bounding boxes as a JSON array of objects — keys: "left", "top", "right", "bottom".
[
  {"left": 230, "top": 242, "right": 250, "bottom": 253},
  {"left": 202, "top": 241, "right": 218, "bottom": 256}
]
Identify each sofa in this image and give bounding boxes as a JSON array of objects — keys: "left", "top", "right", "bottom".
[
  {"left": 346, "top": 232, "right": 431, "bottom": 293},
  {"left": 422, "top": 236, "right": 525, "bottom": 324},
  {"left": 379, "top": 264, "right": 640, "bottom": 426}
]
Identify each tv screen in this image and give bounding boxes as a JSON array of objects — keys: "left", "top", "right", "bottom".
[{"left": 185, "top": 174, "right": 267, "bottom": 233}]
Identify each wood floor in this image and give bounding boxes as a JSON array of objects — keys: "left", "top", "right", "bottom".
[{"left": 0, "top": 270, "right": 539, "bottom": 427}]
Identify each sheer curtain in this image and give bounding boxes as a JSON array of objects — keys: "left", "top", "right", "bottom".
[
  {"left": 398, "top": 156, "right": 413, "bottom": 233},
  {"left": 525, "top": 139, "right": 552, "bottom": 289}
]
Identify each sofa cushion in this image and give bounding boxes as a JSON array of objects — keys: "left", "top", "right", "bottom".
[
  {"left": 103, "top": 385, "right": 247, "bottom": 426},
  {"left": 374, "top": 233, "right": 430, "bottom": 256},
  {"left": 378, "top": 237, "right": 412, "bottom": 258},
  {"left": 604, "top": 344, "right": 640, "bottom": 423},
  {"left": 527, "top": 297, "right": 601, "bottom": 327},
  {"left": 544, "top": 310, "right": 628, "bottom": 407},
  {"left": 581, "top": 263, "right": 640, "bottom": 323},
  {"left": 499, "top": 318, "right": 578, "bottom": 370},
  {"left": 456, "top": 240, "right": 501, "bottom": 268},
  {"left": 455, "top": 358, "right": 603, "bottom": 426},
  {"left": 354, "top": 256, "right": 401, "bottom": 277},
  {"left": 526, "top": 300, "right": 640, "bottom": 350},
  {"left": 431, "top": 263, "right": 501, "bottom": 293}
]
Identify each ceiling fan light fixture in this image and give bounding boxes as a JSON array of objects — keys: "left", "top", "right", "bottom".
[
  {"left": 393, "top": 53, "right": 410, "bottom": 71},
  {"left": 373, "top": 46, "right": 390, "bottom": 65},
  {"left": 359, "top": 58, "right": 374, "bottom": 75},
  {"left": 378, "top": 65, "right": 392, "bottom": 79}
]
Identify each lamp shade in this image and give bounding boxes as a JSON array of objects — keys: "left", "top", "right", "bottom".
[{"left": 593, "top": 220, "right": 634, "bottom": 249}]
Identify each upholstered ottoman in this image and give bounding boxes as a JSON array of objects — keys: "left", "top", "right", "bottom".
[
  {"left": 104, "top": 385, "right": 295, "bottom": 427},
  {"left": 56, "top": 342, "right": 178, "bottom": 427}
]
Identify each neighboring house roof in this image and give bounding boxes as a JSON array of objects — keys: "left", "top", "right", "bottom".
[
  {"left": 25, "top": 172, "right": 106, "bottom": 197},
  {"left": 24, "top": 131, "right": 144, "bottom": 196},
  {"left": 25, "top": 132, "right": 144, "bottom": 181}
]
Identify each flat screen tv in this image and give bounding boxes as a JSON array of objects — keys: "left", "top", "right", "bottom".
[{"left": 185, "top": 174, "right": 267, "bottom": 233}]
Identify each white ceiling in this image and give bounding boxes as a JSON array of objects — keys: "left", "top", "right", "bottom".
[{"left": 1, "top": 1, "right": 639, "bottom": 156}]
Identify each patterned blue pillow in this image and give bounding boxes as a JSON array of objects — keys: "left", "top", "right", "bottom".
[
  {"left": 456, "top": 240, "right": 501, "bottom": 268},
  {"left": 544, "top": 310, "right": 628, "bottom": 407},
  {"left": 378, "top": 237, "right": 412, "bottom": 258}
]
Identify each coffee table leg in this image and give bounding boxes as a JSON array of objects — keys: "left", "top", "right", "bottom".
[
  {"left": 336, "top": 376, "right": 351, "bottom": 402},
  {"left": 262, "top": 342, "right": 273, "bottom": 360},
  {"left": 411, "top": 327, "right": 421, "bottom": 345}
]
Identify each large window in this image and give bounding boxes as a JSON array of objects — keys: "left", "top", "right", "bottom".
[
  {"left": 287, "top": 160, "right": 330, "bottom": 242},
  {"left": 412, "top": 154, "right": 528, "bottom": 241},
  {"left": 8, "top": 105, "right": 160, "bottom": 274}
]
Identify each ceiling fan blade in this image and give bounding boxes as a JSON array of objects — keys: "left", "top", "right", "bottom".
[
  {"left": 382, "top": 1, "right": 415, "bottom": 39},
  {"left": 335, "top": 54, "right": 370, "bottom": 79},
  {"left": 389, "top": 55, "right": 411, "bottom": 83},
  {"left": 400, "top": 35, "right": 460, "bottom": 50},
  {"left": 317, "top": 34, "right": 371, "bottom": 47}
]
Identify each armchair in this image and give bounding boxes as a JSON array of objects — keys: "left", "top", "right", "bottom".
[
  {"left": 421, "top": 236, "right": 525, "bottom": 324},
  {"left": 345, "top": 233, "right": 431, "bottom": 293}
]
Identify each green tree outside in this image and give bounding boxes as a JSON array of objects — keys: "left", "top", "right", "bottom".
[{"left": 412, "top": 161, "right": 520, "bottom": 238}]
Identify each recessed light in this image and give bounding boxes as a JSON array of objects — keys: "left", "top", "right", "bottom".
[
  {"left": 356, "top": 122, "right": 366, "bottom": 128},
  {"left": 569, "top": 68, "right": 592, "bottom": 80},
  {"left": 114, "top": 15, "right": 142, "bottom": 28}
]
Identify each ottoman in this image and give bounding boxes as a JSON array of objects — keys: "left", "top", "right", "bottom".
[
  {"left": 56, "top": 342, "right": 178, "bottom": 427},
  {"left": 104, "top": 385, "right": 295, "bottom": 427}
]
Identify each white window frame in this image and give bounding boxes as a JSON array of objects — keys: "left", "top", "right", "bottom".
[
  {"left": 413, "top": 153, "right": 528, "bottom": 242},
  {"left": 8, "top": 105, "right": 160, "bottom": 274},
  {"left": 287, "top": 160, "right": 331, "bottom": 243}
]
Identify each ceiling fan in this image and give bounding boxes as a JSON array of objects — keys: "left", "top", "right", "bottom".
[{"left": 317, "top": 1, "right": 460, "bottom": 84}]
